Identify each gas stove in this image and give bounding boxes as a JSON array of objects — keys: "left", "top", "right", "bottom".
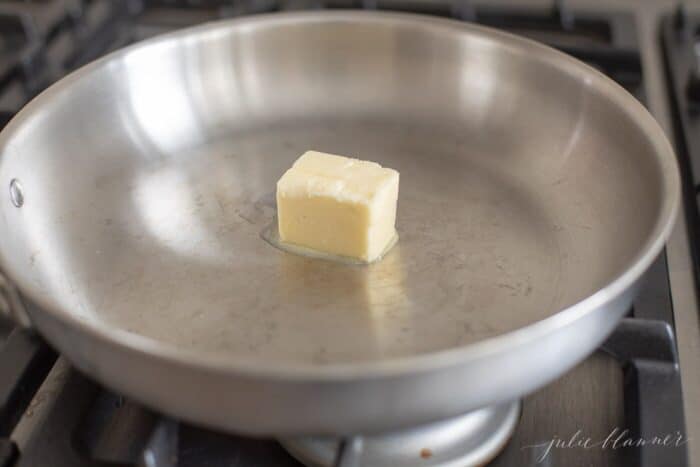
[{"left": 0, "top": 1, "right": 697, "bottom": 467}]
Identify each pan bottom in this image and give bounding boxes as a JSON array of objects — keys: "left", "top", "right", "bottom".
[{"left": 279, "top": 400, "right": 520, "bottom": 466}]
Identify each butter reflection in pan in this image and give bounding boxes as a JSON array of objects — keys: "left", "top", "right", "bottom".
[{"left": 278, "top": 243, "right": 412, "bottom": 363}]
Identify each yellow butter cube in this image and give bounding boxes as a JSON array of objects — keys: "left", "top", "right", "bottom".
[{"left": 276, "top": 151, "right": 399, "bottom": 262}]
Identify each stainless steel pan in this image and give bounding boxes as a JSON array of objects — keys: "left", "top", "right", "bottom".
[{"left": 0, "top": 11, "right": 679, "bottom": 436}]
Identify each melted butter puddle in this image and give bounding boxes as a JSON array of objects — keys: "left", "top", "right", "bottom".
[{"left": 261, "top": 219, "right": 398, "bottom": 266}]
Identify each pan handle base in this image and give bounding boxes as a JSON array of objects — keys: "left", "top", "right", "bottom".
[{"left": 0, "top": 272, "right": 31, "bottom": 329}]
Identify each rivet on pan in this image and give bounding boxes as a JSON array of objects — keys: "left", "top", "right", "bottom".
[{"left": 9, "top": 179, "right": 23, "bottom": 207}]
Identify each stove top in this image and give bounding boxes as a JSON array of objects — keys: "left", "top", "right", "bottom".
[
  {"left": 663, "top": 6, "right": 700, "bottom": 294},
  {"left": 0, "top": 1, "right": 693, "bottom": 466}
]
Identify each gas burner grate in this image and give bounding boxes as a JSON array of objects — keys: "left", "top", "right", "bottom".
[
  {"left": 663, "top": 7, "right": 700, "bottom": 278},
  {"left": 0, "top": 330, "right": 56, "bottom": 467}
]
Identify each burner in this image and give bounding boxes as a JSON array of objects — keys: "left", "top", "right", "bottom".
[{"left": 281, "top": 401, "right": 520, "bottom": 467}]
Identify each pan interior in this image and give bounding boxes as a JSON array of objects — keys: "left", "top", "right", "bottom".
[{"left": 0, "top": 15, "right": 665, "bottom": 365}]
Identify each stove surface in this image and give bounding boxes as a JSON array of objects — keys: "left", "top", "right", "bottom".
[{"left": 0, "top": 1, "right": 696, "bottom": 467}]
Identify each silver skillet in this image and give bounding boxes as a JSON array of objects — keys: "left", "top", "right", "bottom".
[{"left": 0, "top": 11, "right": 679, "bottom": 436}]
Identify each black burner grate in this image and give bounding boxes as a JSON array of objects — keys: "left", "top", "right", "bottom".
[{"left": 0, "top": 330, "right": 56, "bottom": 467}]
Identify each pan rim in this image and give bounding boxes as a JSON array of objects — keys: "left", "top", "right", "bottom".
[{"left": 0, "top": 10, "right": 680, "bottom": 381}]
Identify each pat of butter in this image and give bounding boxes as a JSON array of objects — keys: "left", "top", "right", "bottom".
[{"left": 276, "top": 151, "right": 399, "bottom": 263}]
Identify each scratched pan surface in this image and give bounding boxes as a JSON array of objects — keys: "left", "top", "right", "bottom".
[{"left": 0, "top": 12, "right": 679, "bottom": 435}]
